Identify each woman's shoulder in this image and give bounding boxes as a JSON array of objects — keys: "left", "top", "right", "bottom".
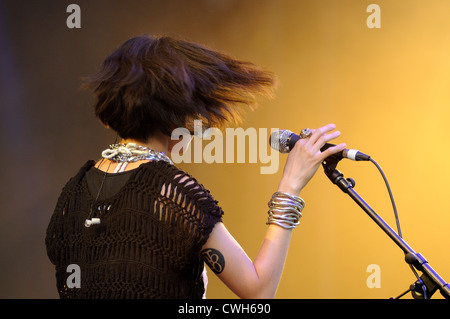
[
  {"left": 139, "top": 161, "right": 223, "bottom": 217},
  {"left": 138, "top": 160, "right": 199, "bottom": 186},
  {"left": 60, "top": 160, "right": 96, "bottom": 190}
]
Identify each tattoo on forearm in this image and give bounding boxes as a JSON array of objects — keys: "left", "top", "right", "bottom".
[{"left": 201, "top": 248, "right": 225, "bottom": 274}]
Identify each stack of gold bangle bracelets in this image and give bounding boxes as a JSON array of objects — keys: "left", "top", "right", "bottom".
[{"left": 267, "top": 192, "right": 305, "bottom": 229}]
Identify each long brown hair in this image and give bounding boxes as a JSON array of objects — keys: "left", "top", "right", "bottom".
[{"left": 84, "top": 35, "right": 276, "bottom": 141}]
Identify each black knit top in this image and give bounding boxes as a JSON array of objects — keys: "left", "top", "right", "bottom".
[{"left": 45, "top": 160, "right": 223, "bottom": 299}]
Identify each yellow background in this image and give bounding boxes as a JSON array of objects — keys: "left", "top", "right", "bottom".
[{"left": 173, "top": 1, "right": 450, "bottom": 299}]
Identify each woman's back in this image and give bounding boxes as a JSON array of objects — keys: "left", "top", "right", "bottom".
[{"left": 46, "top": 160, "right": 223, "bottom": 298}]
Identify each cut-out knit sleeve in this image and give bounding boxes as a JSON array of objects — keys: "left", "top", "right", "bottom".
[{"left": 136, "top": 161, "right": 224, "bottom": 249}]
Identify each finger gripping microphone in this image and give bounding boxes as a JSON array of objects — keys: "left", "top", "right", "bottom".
[{"left": 269, "top": 130, "right": 370, "bottom": 161}]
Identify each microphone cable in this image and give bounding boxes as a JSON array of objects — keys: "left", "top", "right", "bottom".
[
  {"left": 369, "top": 157, "right": 402, "bottom": 238},
  {"left": 369, "top": 157, "right": 425, "bottom": 297}
]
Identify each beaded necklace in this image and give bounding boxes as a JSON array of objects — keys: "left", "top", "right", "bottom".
[
  {"left": 85, "top": 142, "right": 172, "bottom": 227},
  {"left": 102, "top": 143, "right": 173, "bottom": 173}
]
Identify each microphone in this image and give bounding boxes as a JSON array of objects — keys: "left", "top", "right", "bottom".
[{"left": 269, "top": 130, "right": 370, "bottom": 161}]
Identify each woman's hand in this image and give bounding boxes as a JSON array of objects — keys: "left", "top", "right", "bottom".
[
  {"left": 202, "top": 124, "right": 346, "bottom": 298},
  {"left": 277, "top": 123, "right": 346, "bottom": 196}
]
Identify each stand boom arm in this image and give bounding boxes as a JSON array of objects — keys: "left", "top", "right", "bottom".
[{"left": 322, "top": 157, "right": 450, "bottom": 299}]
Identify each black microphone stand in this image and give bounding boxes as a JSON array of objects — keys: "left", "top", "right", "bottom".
[{"left": 321, "top": 155, "right": 450, "bottom": 299}]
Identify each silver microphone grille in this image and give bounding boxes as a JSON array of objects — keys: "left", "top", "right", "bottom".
[{"left": 269, "top": 130, "right": 292, "bottom": 153}]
